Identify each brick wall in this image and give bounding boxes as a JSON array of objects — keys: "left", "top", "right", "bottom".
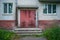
[
  {"left": 38, "top": 20, "right": 60, "bottom": 30},
  {"left": 0, "top": 20, "right": 60, "bottom": 30},
  {"left": 0, "top": 20, "right": 15, "bottom": 29}
]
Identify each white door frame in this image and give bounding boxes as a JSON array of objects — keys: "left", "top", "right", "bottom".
[{"left": 17, "top": 9, "right": 38, "bottom": 28}]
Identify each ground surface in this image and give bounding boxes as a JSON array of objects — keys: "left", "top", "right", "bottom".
[{"left": 20, "top": 37, "right": 47, "bottom": 40}]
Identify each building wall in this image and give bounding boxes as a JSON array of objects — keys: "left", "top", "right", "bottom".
[
  {"left": 0, "top": 0, "right": 60, "bottom": 29},
  {"left": 38, "top": 3, "right": 60, "bottom": 29},
  {"left": 17, "top": 0, "right": 38, "bottom": 7},
  {"left": 0, "top": 0, "right": 16, "bottom": 29},
  {"left": 0, "top": 0, "right": 16, "bottom": 20},
  {"left": 17, "top": 0, "right": 60, "bottom": 29},
  {"left": 0, "top": 0, "right": 60, "bottom": 20},
  {"left": 17, "top": 0, "right": 60, "bottom": 20}
]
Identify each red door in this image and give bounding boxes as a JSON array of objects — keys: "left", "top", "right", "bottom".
[{"left": 20, "top": 9, "right": 36, "bottom": 28}]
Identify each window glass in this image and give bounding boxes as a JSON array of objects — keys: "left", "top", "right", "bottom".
[
  {"left": 9, "top": 3, "right": 13, "bottom": 13},
  {"left": 4, "top": 3, "right": 7, "bottom": 13},
  {"left": 48, "top": 4, "right": 51, "bottom": 13},
  {"left": 4, "top": 3, "right": 13, "bottom": 13},
  {"left": 43, "top": 4, "right": 56, "bottom": 14},
  {"left": 53, "top": 5, "right": 56, "bottom": 13},
  {"left": 43, "top": 4, "right": 47, "bottom": 14}
]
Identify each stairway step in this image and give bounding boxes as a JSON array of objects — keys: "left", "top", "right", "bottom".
[{"left": 14, "top": 28, "right": 42, "bottom": 35}]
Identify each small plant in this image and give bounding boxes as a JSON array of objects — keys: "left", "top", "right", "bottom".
[
  {"left": 0, "top": 29, "right": 15, "bottom": 40},
  {"left": 43, "top": 24, "right": 60, "bottom": 40}
]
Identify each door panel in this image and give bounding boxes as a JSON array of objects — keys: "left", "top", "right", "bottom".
[{"left": 20, "top": 9, "right": 36, "bottom": 28}]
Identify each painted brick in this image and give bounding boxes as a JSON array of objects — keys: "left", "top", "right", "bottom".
[
  {"left": 0, "top": 20, "right": 15, "bottom": 29},
  {"left": 38, "top": 20, "right": 60, "bottom": 30}
]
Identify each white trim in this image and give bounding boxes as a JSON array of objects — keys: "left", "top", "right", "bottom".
[
  {"left": 17, "top": 9, "right": 38, "bottom": 28},
  {"left": 36, "top": 9, "right": 38, "bottom": 27},
  {"left": 18, "top": 9, "right": 20, "bottom": 26}
]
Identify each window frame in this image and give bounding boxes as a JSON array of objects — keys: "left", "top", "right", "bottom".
[
  {"left": 3, "top": 3, "right": 13, "bottom": 14},
  {"left": 43, "top": 4, "right": 56, "bottom": 15}
]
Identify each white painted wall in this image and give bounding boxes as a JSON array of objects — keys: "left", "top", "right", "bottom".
[
  {"left": 17, "top": 0, "right": 60, "bottom": 20},
  {"left": 0, "top": 0, "right": 60, "bottom": 20},
  {"left": 38, "top": 3, "right": 60, "bottom": 20},
  {"left": 17, "top": 0, "right": 39, "bottom": 7},
  {"left": 0, "top": 0, "right": 16, "bottom": 20}
]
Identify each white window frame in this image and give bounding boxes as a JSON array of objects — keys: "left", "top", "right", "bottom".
[
  {"left": 43, "top": 4, "right": 56, "bottom": 15},
  {"left": 3, "top": 3, "right": 13, "bottom": 14}
]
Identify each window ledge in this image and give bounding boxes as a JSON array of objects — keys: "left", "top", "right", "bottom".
[
  {"left": 2, "top": 13, "right": 14, "bottom": 16},
  {"left": 43, "top": 13, "right": 57, "bottom": 16}
]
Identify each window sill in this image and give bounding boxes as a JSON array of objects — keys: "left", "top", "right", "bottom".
[
  {"left": 43, "top": 13, "right": 57, "bottom": 16},
  {"left": 2, "top": 13, "right": 14, "bottom": 16}
]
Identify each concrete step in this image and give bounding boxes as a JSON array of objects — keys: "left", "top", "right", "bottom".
[{"left": 13, "top": 28, "right": 42, "bottom": 35}]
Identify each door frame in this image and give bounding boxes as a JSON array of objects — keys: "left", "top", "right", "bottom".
[{"left": 17, "top": 8, "right": 38, "bottom": 28}]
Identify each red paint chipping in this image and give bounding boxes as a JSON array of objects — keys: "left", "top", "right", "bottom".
[{"left": 20, "top": 9, "right": 36, "bottom": 28}]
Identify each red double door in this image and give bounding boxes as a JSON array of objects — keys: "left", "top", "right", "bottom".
[{"left": 20, "top": 9, "right": 36, "bottom": 28}]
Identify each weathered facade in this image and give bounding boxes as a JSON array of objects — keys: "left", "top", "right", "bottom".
[{"left": 0, "top": 0, "right": 60, "bottom": 29}]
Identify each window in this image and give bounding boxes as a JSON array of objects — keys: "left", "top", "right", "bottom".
[
  {"left": 43, "top": 4, "right": 56, "bottom": 14},
  {"left": 4, "top": 3, "right": 13, "bottom": 13}
]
